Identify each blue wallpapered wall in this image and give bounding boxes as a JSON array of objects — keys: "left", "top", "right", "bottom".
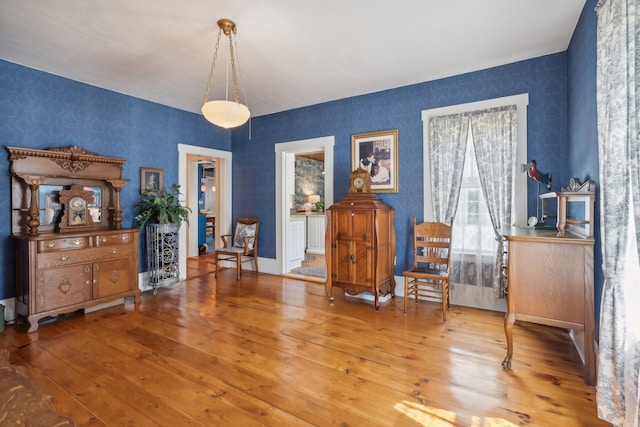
[
  {"left": 0, "top": 1, "right": 601, "bottom": 311},
  {"left": 0, "top": 60, "right": 230, "bottom": 299},
  {"left": 567, "top": 0, "right": 603, "bottom": 327},
  {"left": 232, "top": 53, "right": 570, "bottom": 275}
]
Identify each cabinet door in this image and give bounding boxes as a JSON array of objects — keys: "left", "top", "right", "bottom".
[
  {"left": 334, "top": 210, "right": 372, "bottom": 240},
  {"left": 36, "top": 264, "right": 92, "bottom": 312},
  {"left": 306, "top": 215, "right": 326, "bottom": 254},
  {"left": 351, "top": 240, "right": 373, "bottom": 287},
  {"left": 92, "top": 258, "right": 133, "bottom": 299},
  {"left": 287, "top": 217, "right": 306, "bottom": 269}
]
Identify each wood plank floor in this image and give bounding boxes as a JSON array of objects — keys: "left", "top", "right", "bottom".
[{"left": 0, "top": 264, "right": 609, "bottom": 426}]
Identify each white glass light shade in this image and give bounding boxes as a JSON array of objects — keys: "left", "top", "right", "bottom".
[{"left": 201, "top": 100, "right": 250, "bottom": 129}]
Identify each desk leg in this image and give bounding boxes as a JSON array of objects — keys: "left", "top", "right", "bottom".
[{"left": 502, "top": 310, "right": 515, "bottom": 369}]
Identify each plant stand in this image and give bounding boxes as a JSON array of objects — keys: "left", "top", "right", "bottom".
[{"left": 146, "top": 223, "right": 179, "bottom": 294}]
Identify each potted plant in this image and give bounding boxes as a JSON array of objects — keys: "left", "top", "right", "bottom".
[
  {"left": 315, "top": 200, "right": 324, "bottom": 213},
  {"left": 134, "top": 184, "right": 191, "bottom": 230}
]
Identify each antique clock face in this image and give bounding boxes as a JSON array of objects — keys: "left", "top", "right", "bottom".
[
  {"left": 349, "top": 168, "right": 371, "bottom": 193},
  {"left": 353, "top": 177, "right": 365, "bottom": 190},
  {"left": 69, "top": 196, "right": 87, "bottom": 225}
]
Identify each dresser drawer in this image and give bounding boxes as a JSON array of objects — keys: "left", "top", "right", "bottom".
[
  {"left": 38, "top": 236, "right": 91, "bottom": 253},
  {"left": 37, "top": 245, "right": 134, "bottom": 269},
  {"left": 95, "top": 232, "right": 135, "bottom": 246}
]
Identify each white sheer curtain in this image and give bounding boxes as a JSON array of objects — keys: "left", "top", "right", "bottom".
[{"left": 595, "top": 0, "right": 640, "bottom": 425}]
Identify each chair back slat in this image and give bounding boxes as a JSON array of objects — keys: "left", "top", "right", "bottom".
[{"left": 412, "top": 219, "right": 452, "bottom": 270}]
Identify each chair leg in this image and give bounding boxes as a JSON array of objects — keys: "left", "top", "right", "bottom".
[
  {"left": 441, "top": 280, "right": 447, "bottom": 321},
  {"left": 214, "top": 253, "right": 218, "bottom": 278},
  {"left": 403, "top": 277, "right": 408, "bottom": 314},
  {"left": 253, "top": 255, "right": 258, "bottom": 274},
  {"left": 236, "top": 254, "right": 241, "bottom": 280}
]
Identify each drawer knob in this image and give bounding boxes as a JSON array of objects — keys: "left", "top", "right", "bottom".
[
  {"left": 121, "top": 235, "right": 129, "bottom": 241},
  {"left": 71, "top": 239, "right": 82, "bottom": 246},
  {"left": 110, "top": 248, "right": 120, "bottom": 254},
  {"left": 59, "top": 255, "right": 70, "bottom": 261},
  {"left": 47, "top": 241, "right": 56, "bottom": 248}
]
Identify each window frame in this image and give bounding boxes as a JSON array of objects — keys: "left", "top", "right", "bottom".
[{"left": 421, "top": 94, "right": 529, "bottom": 226}]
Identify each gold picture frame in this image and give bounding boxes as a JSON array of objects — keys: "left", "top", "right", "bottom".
[
  {"left": 351, "top": 129, "right": 398, "bottom": 193},
  {"left": 140, "top": 167, "right": 163, "bottom": 195}
]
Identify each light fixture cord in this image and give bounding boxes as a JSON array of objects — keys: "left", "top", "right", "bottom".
[{"left": 203, "top": 28, "right": 223, "bottom": 106}]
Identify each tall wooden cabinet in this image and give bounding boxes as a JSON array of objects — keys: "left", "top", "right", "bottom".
[
  {"left": 7, "top": 146, "right": 141, "bottom": 332},
  {"left": 325, "top": 169, "right": 396, "bottom": 309}
]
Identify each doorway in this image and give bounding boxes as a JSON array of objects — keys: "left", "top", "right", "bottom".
[
  {"left": 178, "top": 144, "right": 232, "bottom": 281},
  {"left": 275, "top": 136, "right": 334, "bottom": 278}
]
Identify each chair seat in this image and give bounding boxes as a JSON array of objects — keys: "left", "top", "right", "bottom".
[
  {"left": 403, "top": 267, "right": 448, "bottom": 278},
  {"left": 216, "top": 247, "right": 246, "bottom": 254}
]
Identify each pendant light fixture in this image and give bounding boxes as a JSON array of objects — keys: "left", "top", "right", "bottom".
[{"left": 201, "top": 18, "right": 250, "bottom": 129}]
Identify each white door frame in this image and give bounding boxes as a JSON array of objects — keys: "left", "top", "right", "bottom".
[
  {"left": 178, "top": 143, "right": 232, "bottom": 279},
  {"left": 275, "top": 136, "right": 334, "bottom": 274}
]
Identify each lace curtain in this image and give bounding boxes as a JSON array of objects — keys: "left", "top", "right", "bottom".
[
  {"left": 428, "top": 106, "right": 517, "bottom": 298},
  {"left": 595, "top": 0, "right": 640, "bottom": 425}
]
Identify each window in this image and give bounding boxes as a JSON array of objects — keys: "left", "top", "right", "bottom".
[{"left": 451, "top": 126, "right": 494, "bottom": 255}]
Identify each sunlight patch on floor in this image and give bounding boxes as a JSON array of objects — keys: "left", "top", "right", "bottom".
[{"left": 394, "top": 401, "right": 518, "bottom": 427}]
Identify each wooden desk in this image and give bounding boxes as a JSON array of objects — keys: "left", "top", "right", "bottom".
[{"left": 502, "top": 227, "right": 595, "bottom": 385}]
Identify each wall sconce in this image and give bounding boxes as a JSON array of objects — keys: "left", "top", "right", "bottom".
[{"left": 201, "top": 18, "right": 250, "bottom": 129}]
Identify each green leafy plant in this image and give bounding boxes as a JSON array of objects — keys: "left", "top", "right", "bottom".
[
  {"left": 315, "top": 200, "right": 324, "bottom": 212},
  {"left": 134, "top": 184, "right": 191, "bottom": 230}
]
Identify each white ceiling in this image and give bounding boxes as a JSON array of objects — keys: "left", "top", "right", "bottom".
[{"left": 0, "top": 0, "right": 585, "bottom": 118}]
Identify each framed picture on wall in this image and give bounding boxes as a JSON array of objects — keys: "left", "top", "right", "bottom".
[
  {"left": 351, "top": 129, "right": 398, "bottom": 193},
  {"left": 140, "top": 167, "right": 163, "bottom": 195}
]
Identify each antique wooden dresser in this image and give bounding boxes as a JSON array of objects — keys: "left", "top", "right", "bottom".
[{"left": 7, "top": 145, "right": 140, "bottom": 332}]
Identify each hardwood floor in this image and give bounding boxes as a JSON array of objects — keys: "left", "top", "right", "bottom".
[{"left": 0, "top": 265, "right": 609, "bottom": 426}]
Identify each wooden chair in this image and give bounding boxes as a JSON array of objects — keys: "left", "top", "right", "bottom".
[
  {"left": 403, "top": 218, "right": 453, "bottom": 320},
  {"left": 214, "top": 217, "right": 259, "bottom": 280},
  {"left": 206, "top": 215, "right": 215, "bottom": 237}
]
